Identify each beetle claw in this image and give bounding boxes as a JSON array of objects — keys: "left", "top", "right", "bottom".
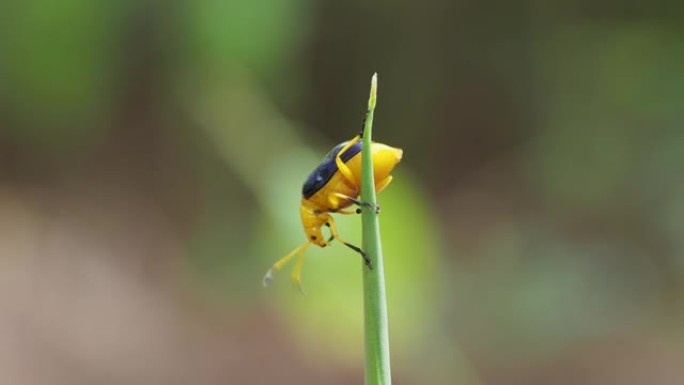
[
  {"left": 358, "top": 202, "right": 380, "bottom": 215},
  {"left": 365, "top": 256, "right": 373, "bottom": 270}
]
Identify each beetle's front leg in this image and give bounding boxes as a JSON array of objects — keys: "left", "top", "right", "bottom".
[{"left": 324, "top": 217, "right": 372, "bottom": 269}]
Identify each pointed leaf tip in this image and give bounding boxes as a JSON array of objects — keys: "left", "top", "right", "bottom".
[{"left": 368, "top": 73, "right": 378, "bottom": 110}]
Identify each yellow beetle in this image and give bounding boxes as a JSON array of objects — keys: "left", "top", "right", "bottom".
[{"left": 263, "top": 130, "right": 403, "bottom": 289}]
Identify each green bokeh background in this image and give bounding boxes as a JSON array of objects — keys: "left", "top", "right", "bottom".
[{"left": 1, "top": 1, "right": 683, "bottom": 384}]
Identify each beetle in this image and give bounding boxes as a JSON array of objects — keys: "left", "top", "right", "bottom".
[{"left": 262, "top": 126, "right": 403, "bottom": 289}]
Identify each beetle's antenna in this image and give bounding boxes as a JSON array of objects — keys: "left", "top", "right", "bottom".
[{"left": 263, "top": 241, "right": 312, "bottom": 287}]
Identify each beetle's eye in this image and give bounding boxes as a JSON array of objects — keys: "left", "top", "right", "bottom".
[{"left": 310, "top": 235, "right": 317, "bottom": 241}]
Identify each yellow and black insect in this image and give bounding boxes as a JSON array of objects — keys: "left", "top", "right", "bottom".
[{"left": 263, "top": 126, "right": 403, "bottom": 289}]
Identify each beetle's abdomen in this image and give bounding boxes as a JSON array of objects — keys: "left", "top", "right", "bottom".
[{"left": 301, "top": 141, "right": 362, "bottom": 199}]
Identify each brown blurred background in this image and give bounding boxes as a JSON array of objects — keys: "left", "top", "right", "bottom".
[{"left": 1, "top": 0, "right": 684, "bottom": 384}]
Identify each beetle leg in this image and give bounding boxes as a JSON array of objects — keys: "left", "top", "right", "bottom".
[
  {"left": 335, "top": 208, "right": 359, "bottom": 215},
  {"left": 334, "top": 114, "right": 368, "bottom": 187},
  {"left": 324, "top": 222, "right": 334, "bottom": 243},
  {"left": 262, "top": 241, "right": 311, "bottom": 288},
  {"left": 333, "top": 193, "right": 380, "bottom": 214},
  {"left": 324, "top": 216, "right": 372, "bottom": 269},
  {"left": 334, "top": 135, "right": 361, "bottom": 186},
  {"left": 375, "top": 175, "right": 393, "bottom": 194}
]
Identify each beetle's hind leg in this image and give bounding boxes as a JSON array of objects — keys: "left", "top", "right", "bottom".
[
  {"left": 324, "top": 217, "right": 372, "bottom": 269},
  {"left": 375, "top": 175, "right": 393, "bottom": 195},
  {"left": 334, "top": 115, "right": 370, "bottom": 187},
  {"left": 334, "top": 137, "right": 360, "bottom": 187}
]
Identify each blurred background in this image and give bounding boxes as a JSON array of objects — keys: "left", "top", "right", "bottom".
[{"left": 1, "top": 0, "right": 683, "bottom": 384}]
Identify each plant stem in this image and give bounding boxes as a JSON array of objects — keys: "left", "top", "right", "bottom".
[{"left": 361, "top": 73, "right": 392, "bottom": 385}]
